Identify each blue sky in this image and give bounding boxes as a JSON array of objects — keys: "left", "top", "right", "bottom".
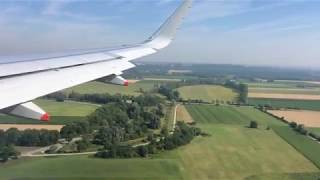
[{"left": 0, "top": 0, "right": 319, "bottom": 68}]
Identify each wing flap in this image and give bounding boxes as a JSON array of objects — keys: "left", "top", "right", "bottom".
[{"left": 0, "top": 52, "right": 118, "bottom": 77}]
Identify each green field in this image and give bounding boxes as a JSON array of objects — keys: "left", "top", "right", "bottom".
[
  {"left": 248, "top": 98, "right": 320, "bottom": 111},
  {"left": 64, "top": 81, "right": 156, "bottom": 96},
  {"left": 159, "top": 124, "right": 319, "bottom": 180},
  {"left": 273, "top": 126, "right": 320, "bottom": 169},
  {"left": 247, "top": 81, "right": 320, "bottom": 89},
  {"left": 177, "top": 85, "right": 238, "bottom": 102},
  {"left": 0, "top": 157, "right": 181, "bottom": 180},
  {"left": 1, "top": 105, "right": 319, "bottom": 180},
  {"left": 0, "top": 100, "right": 99, "bottom": 125},
  {"left": 185, "top": 105, "right": 283, "bottom": 127},
  {"left": 247, "top": 82, "right": 298, "bottom": 89},
  {"left": 309, "top": 128, "right": 320, "bottom": 135},
  {"left": 249, "top": 88, "right": 320, "bottom": 95}
]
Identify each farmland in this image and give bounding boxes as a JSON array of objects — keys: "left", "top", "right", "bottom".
[
  {"left": 64, "top": 81, "right": 156, "bottom": 96},
  {"left": 249, "top": 88, "right": 320, "bottom": 95},
  {"left": 273, "top": 126, "right": 320, "bottom": 168},
  {"left": 0, "top": 156, "right": 182, "bottom": 180},
  {"left": 248, "top": 93, "right": 320, "bottom": 100},
  {"left": 1, "top": 105, "right": 319, "bottom": 180},
  {"left": 185, "top": 105, "right": 283, "bottom": 126},
  {"left": 176, "top": 105, "right": 193, "bottom": 123},
  {"left": 268, "top": 110, "right": 320, "bottom": 127},
  {"left": 247, "top": 80, "right": 320, "bottom": 89},
  {"left": 248, "top": 98, "right": 320, "bottom": 111},
  {"left": 177, "top": 85, "right": 238, "bottom": 102}
]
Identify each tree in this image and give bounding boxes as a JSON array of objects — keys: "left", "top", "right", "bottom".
[
  {"left": 0, "top": 145, "right": 19, "bottom": 162},
  {"left": 249, "top": 121, "right": 258, "bottom": 129},
  {"left": 76, "top": 139, "right": 90, "bottom": 152},
  {"left": 239, "top": 83, "right": 248, "bottom": 104},
  {"left": 136, "top": 146, "right": 149, "bottom": 157},
  {"left": 5, "top": 128, "right": 20, "bottom": 145},
  {"left": 289, "top": 122, "right": 297, "bottom": 128}
]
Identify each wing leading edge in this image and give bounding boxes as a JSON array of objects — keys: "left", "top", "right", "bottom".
[{"left": 0, "top": 0, "right": 192, "bottom": 119}]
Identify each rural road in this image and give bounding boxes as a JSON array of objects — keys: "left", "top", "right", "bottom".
[{"left": 168, "top": 104, "right": 179, "bottom": 135}]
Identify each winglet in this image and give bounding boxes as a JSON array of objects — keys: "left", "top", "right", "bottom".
[{"left": 143, "top": 0, "right": 192, "bottom": 50}]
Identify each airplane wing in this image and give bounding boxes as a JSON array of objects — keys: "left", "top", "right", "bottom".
[{"left": 0, "top": 0, "right": 192, "bottom": 121}]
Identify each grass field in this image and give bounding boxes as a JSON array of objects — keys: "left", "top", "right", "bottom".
[
  {"left": 247, "top": 82, "right": 298, "bottom": 89},
  {"left": 185, "top": 105, "right": 283, "bottom": 127},
  {"left": 273, "top": 126, "right": 320, "bottom": 169},
  {"left": 158, "top": 124, "right": 319, "bottom": 179},
  {"left": 177, "top": 85, "right": 238, "bottom": 102},
  {"left": 0, "top": 157, "right": 182, "bottom": 180},
  {"left": 248, "top": 98, "right": 320, "bottom": 111},
  {"left": 247, "top": 81, "right": 320, "bottom": 89},
  {"left": 1, "top": 105, "right": 319, "bottom": 180},
  {"left": 64, "top": 81, "right": 156, "bottom": 96},
  {"left": 249, "top": 88, "right": 320, "bottom": 95},
  {"left": 0, "top": 100, "right": 98, "bottom": 125},
  {"left": 309, "top": 128, "right": 320, "bottom": 134}
]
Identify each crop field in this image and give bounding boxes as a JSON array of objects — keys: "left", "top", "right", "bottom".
[
  {"left": 0, "top": 100, "right": 98, "bottom": 125},
  {"left": 247, "top": 81, "right": 320, "bottom": 100},
  {"left": 247, "top": 82, "right": 298, "bottom": 89},
  {"left": 275, "top": 80, "right": 320, "bottom": 86},
  {"left": 176, "top": 105, "right": 193, "bottom": 123},
  {"left": 249, "top": 88, "right": 320, "bottom": 95},
  {"left": 1, "top": 105, "right": 319, "bottom": 180},
  {"left": 185, "top": 105, "right": 283, "bottom": 127},
  {"left": 34, "top": 99, "right": 99, "bottom": 117},
  {"left": 177, "top": 85, "right": 238, "bottom": 102},
  {"left": 247, "top": 81, "right": 320, "bottom": 89},
  {"left": 158, "top": 124, "right": 319, "bottom": 180},
  {"left": 273, "top": 126, "right": 320, "bottom": 169},
  {"left": 64, "top": 81, "right": 157, "bottom": 96},
  {"left": 248, "top": 93, "right": 320, "bottom": 100},
  {"left": 309, "top": 128, "right": 320, "bottom": 134},
  {"left": 248, "top": 98, "right": 320, "bottom": 111},
  {"left": 0, "top": 156, "right": 182, "bottom": 180},
  {"left": 268, "top": 110, "right": 320, "bottom": 127}
]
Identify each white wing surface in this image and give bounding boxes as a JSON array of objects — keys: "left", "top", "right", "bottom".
[{"left": 0, "top": 0, "right": 192, "bottom": 120}]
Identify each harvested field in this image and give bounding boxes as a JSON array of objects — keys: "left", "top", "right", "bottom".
[
  {"left": 176, "top": 105, "right": 193, "bottom": 123},
  {"left": 269, "top": 110, "right": 320, "bottom": 127},
  {"left": 249, "top": 93, "right": 320, "bottom": 100},
  {"left": 0, "top": 124, "right": 63, "bottom": 131}
]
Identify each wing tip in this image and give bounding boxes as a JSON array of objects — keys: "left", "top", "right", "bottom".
[{"left": 143, "top": 0, "right": 192, "bottom": 50}]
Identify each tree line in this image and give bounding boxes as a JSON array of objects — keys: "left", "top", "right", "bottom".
[
  {"left": 45, "top": 91, "right": 132, "bottom": 104},
  {"left": 0, "top": 128, "right": 59, "bottom": 162},
  {"left": 0, "top": 128, "right": 59, "bottom": 147},
  {"left": 224, "top": 80, "right": 248, "bottom": 104},
  {"left": 95, "top": 122, "right": 202, "bottom": 159}
]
